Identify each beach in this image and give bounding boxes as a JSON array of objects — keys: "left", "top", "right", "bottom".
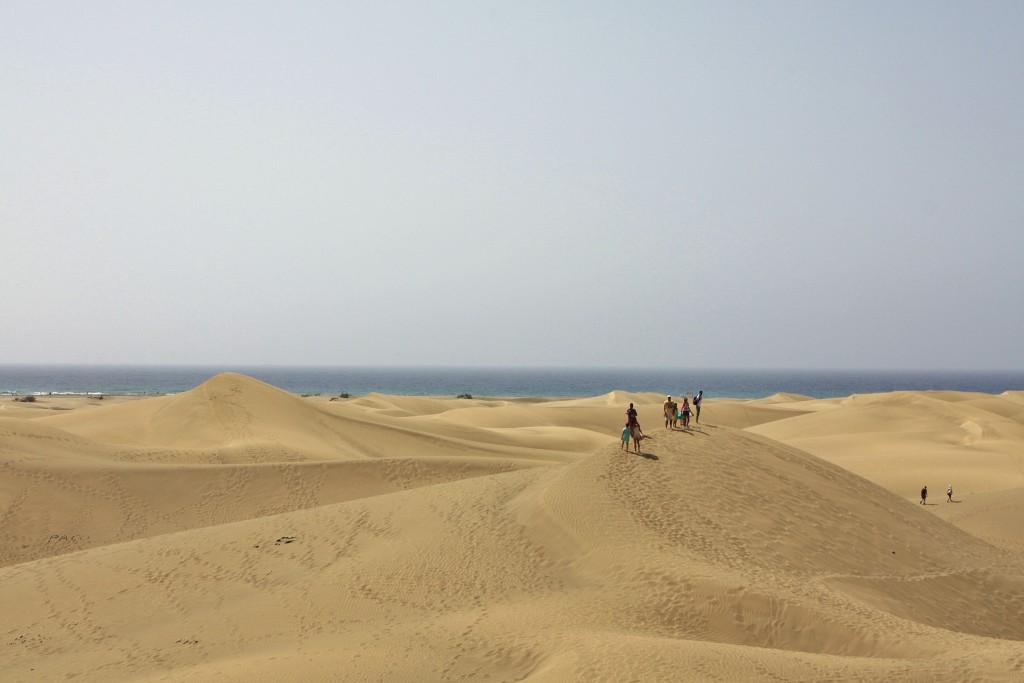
[{"left": 3, "top": 372, "right": 1024, "bottom": 681}]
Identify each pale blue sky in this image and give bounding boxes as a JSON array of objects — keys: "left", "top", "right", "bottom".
[{"left": 2, "top": 1, "right": 1021, "bottom": 369}]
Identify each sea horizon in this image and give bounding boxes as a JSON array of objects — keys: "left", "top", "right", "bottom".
[{"left": 2, "top": 364, "right": 1023, "bottom": 401}]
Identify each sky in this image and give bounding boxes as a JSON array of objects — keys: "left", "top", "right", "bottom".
[{"left": 2, "top": 1, "right": 1022, "bottom": 370}]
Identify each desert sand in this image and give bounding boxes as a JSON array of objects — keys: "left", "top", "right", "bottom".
[{"left": 2, "top": 373, "right": 1024, "bottom": 681}]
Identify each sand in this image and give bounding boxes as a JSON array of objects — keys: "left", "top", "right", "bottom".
[{"left": 2, "top": 373, "right": 1024, "bottom": 681}]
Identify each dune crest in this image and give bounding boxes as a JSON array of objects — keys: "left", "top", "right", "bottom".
[
  {"left": 756, "top": 392, "right": 816, "bottom": 403},
  {"left": 42, "top": 372, "right": 342, "bottom": 452}
]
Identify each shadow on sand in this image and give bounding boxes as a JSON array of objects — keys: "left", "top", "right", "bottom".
[{"left": 672, "top": 426, "right": 709, "bottom": 436}]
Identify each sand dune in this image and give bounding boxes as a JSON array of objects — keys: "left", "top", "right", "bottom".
[
  {"left": 3, "top": 374, "right": 1024, "bottom": 681},
  {"left": 748, "top": 390, "right": 1024, "bottom": 555}
]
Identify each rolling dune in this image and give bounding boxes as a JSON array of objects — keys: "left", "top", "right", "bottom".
[
  {"left": 748, "top": 390, "right": 1024, "bottom": 554},
  {"left": 3, "top": 374, "right": 1024, "bottom": 681}
]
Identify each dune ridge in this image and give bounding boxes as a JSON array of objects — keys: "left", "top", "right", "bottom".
[{"left": 3, "top": 373, "right": 1024, "bottom": 681}]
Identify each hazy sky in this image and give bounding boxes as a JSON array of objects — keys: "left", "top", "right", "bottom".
[{"left": 3, "top": 1, "right": 1022, "bottom": 370}]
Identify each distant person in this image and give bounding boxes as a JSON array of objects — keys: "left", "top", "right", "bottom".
[
  {"left": 693, "top": 390, "right": 703, "bottom": 423},
  {"left": 947, "top": 484, "right": 953, "bottom": 502},
  {"left": 663, "top": 396, "right": 676, "bottom": 429},
  {"left": 920, "top": 485, "right": 928, "bottom": 504},
  {"left": 621, "top": 423, "right": 632, "bottom": 451},
  {"left": 626, "top": 403, "right": 638, "bottom": 428},
  {"left": 681, "top": 397, "right": 692, "bottom": 429}
]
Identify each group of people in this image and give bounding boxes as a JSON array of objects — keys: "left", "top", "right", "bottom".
[
  {"left": 620, "top": 390, "right": 703, "bottom": 453},
  {"left": 622, "top": 403, "right": 645, "bottom": 453},
  {"left": 920, "top": 484, "right": 955, "bottom": 504},
  {"left": 663, "top": 391, "right": 701, "bottom": 430}
]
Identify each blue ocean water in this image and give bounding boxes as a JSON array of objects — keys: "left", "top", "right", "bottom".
[{"left": 1, "top": 365, "right": 1023, "bottom": 400}]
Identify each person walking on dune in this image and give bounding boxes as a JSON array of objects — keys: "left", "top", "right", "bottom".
[
  {"left": 633, "top": 420, "right": 646, "bottom": 443},
  {"left": 621, "top": 423, "right": 632, "bottom": 451},
  {"left": 663, "top": 396, "right": 677, "bottom": 429},
  {"left": 947, "top": 484, "right": 953, "bottom": 502},
  {"left": 681, "top": 397, "right": 692, "bottom": 429},
  {"left": 920, "top": 485, "right": 928, "bottom": 504},
  {"left": 694, "top": 390, "right": 703, "bottom": 423}
]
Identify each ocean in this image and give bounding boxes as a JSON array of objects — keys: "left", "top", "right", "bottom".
[{"left": 1, "top": 365, "right": 1023, "bottom": 400}]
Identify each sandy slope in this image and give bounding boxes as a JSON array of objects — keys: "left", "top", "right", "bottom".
[
  {"left": 3, "top": 374, "right": 1024, "bottom": 681},
  {"left": 748, "top": 390, "right": 1024, "bottom": 554}
]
